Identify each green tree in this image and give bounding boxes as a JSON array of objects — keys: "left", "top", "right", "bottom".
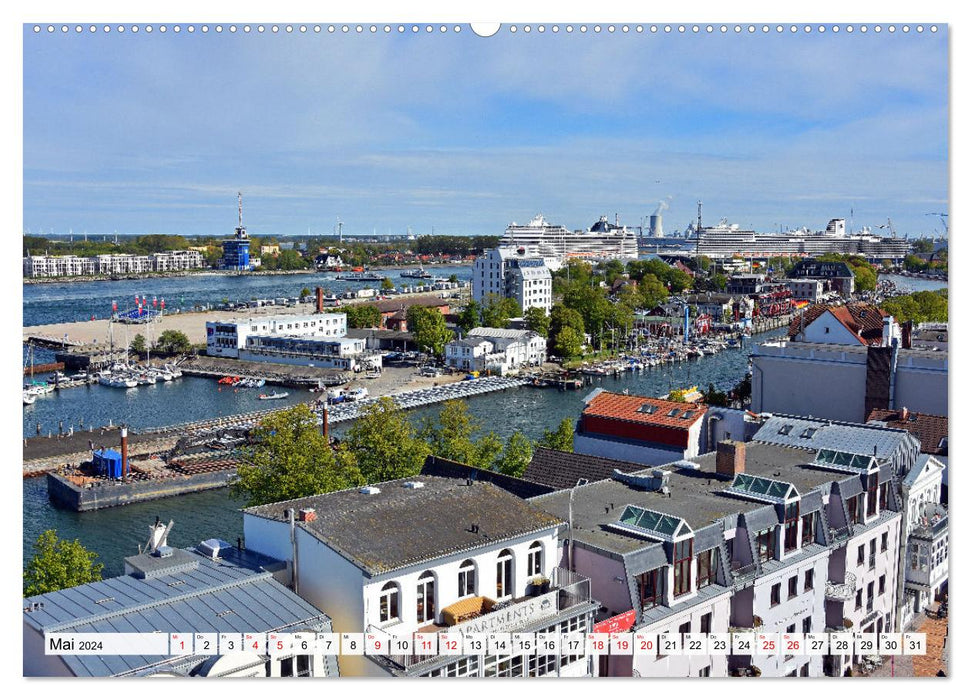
[
  {"left": 130, "top": 333, "right": 147, "bottom": 356},
  {"left": 523, "top": 306, "right": 551, "bottom": 337},
  {"left": 449, "top": 274, "right": 459, "bottom": 283},
  {"left": 407, "top": 306, "right": 453, "bottom": 356},
  {"left": 481, "top": 294, "right": 521, "bottom": 328},
  {"left": 492, "top": 431, "right": 535, "bottom": 477},
  {"left": 549, "top": 303, "right": 585, "bottom": 338},
  {"left": 552, "top": 326, "right": 584, "bottom": 359},
  {"left": 154, "top": 329, "right": 192, "bottom": 355},
  {"left": 457, "top": 300, "right": 482, "bottom": 333},
  {"left": 344, "top": 397, "right": 431, "bottom": 482},
  {"left": 666, "top": 268, "right": 694, "bottom": 294},
  {"left": 710, "top": 273, "right": 728, "bottom": 292},
  {"left": 638, "top": 274, "right": 669, "bottom": 310},
  {"left": 912, "top": 238, "right": 935, "bottom": 254},
  {"left": 420, "top": 400, "right": 482, "bottom": 466},
  {"left": 346, "top": 304, "right": 382, "bottom": 329},
  {"left": 24, "top": 530, "right": 104, "bottom": 597},
  {"left": 381, "top": 277, "right": 395, "bottom": 291},
  {"left": 232, "top": 405, "right": 362, "bottom": 506},
  {"left": 538, "top": 418, "right": 575, "bottom": 452},
  {"left": 299, "top": 287, "right": 312, "bottom": 298}
]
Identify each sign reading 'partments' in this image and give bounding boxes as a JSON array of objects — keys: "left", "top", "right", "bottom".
[{"left": 453, "top": 592, "right": 558, "bottom": 636}]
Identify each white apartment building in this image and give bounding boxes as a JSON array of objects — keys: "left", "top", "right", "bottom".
[
  {"left": 23, "top": 250, "right": 204, "bottom": 277},
  {"left": 149, "top": 249, "right": 204, "bottom": 271},
  {"left": 444, "top": 327, "right": 546, "bottom": 375},
  {"left": 529, "top": 438, "right": 904, "bottom": 678},
  {"left": 787, "top": 279, "right": 825, "bottom": 302},
  {"left": 900, "top": 454, "right": 948, "bottom": 626},
  {"left": 239, "top": 335, "right": 381, "bottom": 371},
  {"left": 243, "top": 476, "right": 598, "bottom": 678},
  {"left": 206, "top": 313, "right": 347, "bottom": 358},
  {"left": 95, "top": 254, "right": 153, "bottom": 274},
  {"left": 473, "top": 247, "right": 553, "bottom": 313},
  {"left": 444, "top": 338, "right": 496, "bottom": 373}
]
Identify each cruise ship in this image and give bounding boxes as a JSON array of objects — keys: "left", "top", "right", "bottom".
[
  {"left": 500, "top": 214, "right": 638, "bottom": 262},
  {"left": 694, "top": 218, "right": 913, "bottom": 262}
]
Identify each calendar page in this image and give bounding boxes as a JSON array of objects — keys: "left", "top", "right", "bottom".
[{"left": 18, "top": 0, "right": 950, "bottom": 685}]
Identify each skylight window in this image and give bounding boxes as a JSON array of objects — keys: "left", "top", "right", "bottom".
[
  {"left": 800, "top": 428, "right": 818, "bottom": 439},
  {"left": 728, "top": 473, "right": 799, "bottom": 503},
  {"left": 681, "top": 411, "right": 695, "bottom": 420},
  {"left": 813, "top": 449, "right": 878, "bottom": 473},
  {"left": 637, "top": 403, "right": 658, "bottom": 414},
  {"left": 615, "top": 504, "right": 692, "bottom": 541},
  {"left": 778, "top": 424, "right": 794, "bottom": 435},
  {"left": 667, "top": 408, "right": 680, "bottom": 417}
]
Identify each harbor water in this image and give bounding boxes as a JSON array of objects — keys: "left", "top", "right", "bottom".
[{"left": 23, "top": 330, "right": 767, "bottom": 576}]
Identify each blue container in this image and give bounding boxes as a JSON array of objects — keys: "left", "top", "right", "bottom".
[{"left": 93, "top": 449, "right": 123, "bottom": 480}]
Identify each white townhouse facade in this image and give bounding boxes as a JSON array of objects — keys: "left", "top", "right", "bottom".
[
  {"left": 243, "top": 476, "right": 598, "bottom": 678},
  {"left": 23, "top": 250, "right": 204, "bottom": 277},
  {"left": 206, "top": 313, "right": 347, "bottom": 358},
  {"left": 149, "top": 249, "right": 204, "bottom": 271},
  {"left": 23, "top": 254, "right": 97, "bottom": 277},
  {"left": 900, "top": 454, "right": 948, "bottom": 626},
  {"left": 529, "top": 437, "right": 904, "bottom": 678}
]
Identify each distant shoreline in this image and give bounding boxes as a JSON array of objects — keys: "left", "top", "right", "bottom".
[{"left": 22, "top": 261, "right": 473, "bottom": 286}]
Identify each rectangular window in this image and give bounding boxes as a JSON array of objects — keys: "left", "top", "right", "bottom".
[
  {"left": 867, "top": 582, "right": 874, "bottom": 613},
  {"left": 855, "top": 589, "right": 863, "bottom": 610},
  {"left": 296, "top": 655, "right": 311, "bottom": 677},
  {"left": 673, "top": 539, "right": 693, "bottom": 598},
  {"left": 867, "top": 474, "right": 879, "bottom": 516},
  {"left": 880, "top": 482, "right": 889, "bottom": 511},
  {"left": 802, "top": 616, "right": 812, "bottom": 634},
  {"left": 847, "top": 495, "right": 861, "bottom": 525},
  {"left": 771, "top": 583, "right": 781, "bottom": 607},
  {"left": 800, "top": 663, "right": 810, "bottom": 677},
  {"left": 788, "top": 575, "right": 799, "bottom": 599},
  {"left": 879, "top": 575, "right": 886, "bottom": 596},
  {"left": 881, "top": 532, "right": 889, "bottom": 552},
  {"left": 757, "top": 528, "right": 776, "bottom": 563},
  {"left": 700, "top": 612, "right": 712, "bottom": 634},
  {"left": 699, "top": 666, "right": 711, "bottom": 677},
  {"left": 679, "top": 621, "right": 691, "bottom": 636},
  {"left": 801, "top": 513, "right": 815, "bottom": 546},
  {"left": 804, "top": 569, "right": 814, "bottom": 591},
  {"left": 869, "top": 539, "right": 877, "bottom": 569},
  {"left": 858, "top": 545, "right": 865, "bottom": 566},
  {"left": 637, "top": 569, "right": 662, "bottom": 609},
  {"left": 784, "top": 502, "right": 799, "bottom": 552},
  {"left": 696, "top": 549, "right": 715, "bottom": 589}
]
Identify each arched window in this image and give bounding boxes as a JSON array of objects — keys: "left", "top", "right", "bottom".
[
  {"left": 458, "top": 560, "right": 476, "bottom": 598},
  {"left": 496, "top": 549, "right": 514, "bottom": 599},
  {"left": 527, "top": 541, "right": 543, "bottom": 577},
  {"left": 379, "top": 582, "right": 399, "bottom": 623},
  {"left": 416, "top": 571, "right": 436, "bottom": 623}
]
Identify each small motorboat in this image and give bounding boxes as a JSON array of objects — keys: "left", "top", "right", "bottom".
[
  {"left": 258, "top": 391, "right": 289, "bottom": 400},
  {"left": 23, "top": 391, "right": 36, "bottom": 405}
]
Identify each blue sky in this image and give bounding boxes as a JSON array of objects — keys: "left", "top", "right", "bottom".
[{"left": 23, "top": 25, "right": 949, "bottom": 238}]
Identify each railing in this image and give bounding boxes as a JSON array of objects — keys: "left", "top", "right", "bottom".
[
  {"left": 730, "top": 561, "right": 759, "bottom": 587},
  {"left": 829, "top": 527, "right": 851, "bottom": 544},
  {"left": 825, "top": 572, "right": 857, "bottom": 601},
  {"left": 367, "top": 567, "right": 592, "bottom": 672}
]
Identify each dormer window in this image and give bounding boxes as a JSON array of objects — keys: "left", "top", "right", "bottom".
[
  {"left": 866, "top": 474, "right": 879, "bottom": 517},
  {"left": 756, "top": 528, "right": 775, "bottom": 562},
  {"left": 784, "top": 502, "right": 800, "bottom": 553}
]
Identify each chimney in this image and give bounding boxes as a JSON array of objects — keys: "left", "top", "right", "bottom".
[
  {"left": 120, "top": 426, "right": 129, "bottom": 480},
  {"left": 316, "top": 287, "right": 324, "bottom": 314},
  {"left": 902, "top": 320, "right": 913, "bottom": 349},
  {"left": 299, "top": 508, "right": 317, "bottom": 522},
  {"left": 899, "top": 406, "right": 909, "bottom": 422},
  {"left": 715, "top": 440, "right": 746, "bottom": 477}
]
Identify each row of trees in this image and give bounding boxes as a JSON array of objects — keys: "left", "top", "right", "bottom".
[
  {"left": 880, "top": 289, "right": 948, "bottom": 324},
  {"left": 232, "top": 400, "right": 576, "bottom": 507},
  {"left": 24, "top": 234, "right": 193, "bottom": 258},
  {"left": 130, "top": 329, "right": 193, "bottom": 356}
]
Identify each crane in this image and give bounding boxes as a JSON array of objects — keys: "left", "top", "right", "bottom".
[{"left": 925, "top": 212, "right": 948, "bottom": 237}]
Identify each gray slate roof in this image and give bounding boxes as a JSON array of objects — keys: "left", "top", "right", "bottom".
[
  {"left": 524, "top": 447, "right": 646, "bottom": 491},
  {"left": 753, "top": 414, "right": 918, "bottom": 459},
  {"left": 244, "top": 475, "right": 563, "bottom": 576},
  {"left": 23, "top": 545, "right": 334, "bottom": 677}
]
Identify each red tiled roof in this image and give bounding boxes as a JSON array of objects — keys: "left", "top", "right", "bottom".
[
  {"left": 866, "top": 408, "right": 948, "bottom": 455},
  {"left": 788, "top": 302, "right": 888, "bottom": 344},
  {"left": 583, "top": 392, "right": 707, "bottom": 430}
]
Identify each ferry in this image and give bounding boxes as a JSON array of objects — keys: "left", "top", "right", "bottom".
[
  {"left": 400, "top": 265, "right": 433, "bottom": 279},
  {"left": 336, "top": 270, "right": 384, "bottom": 282}
]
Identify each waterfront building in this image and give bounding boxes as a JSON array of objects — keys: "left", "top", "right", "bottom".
[
  {"left": 23, "top": 252, "right": 202, "bottom": 277},
  {"left": 788, "top": 259, "right": 856, "bottom": 297},
  {"left": 682, "top": 293, "right": 751, "bottom": 325},
  {"left": 242, "top": 476, "right": 598, "bottom": 677},
  {"left": 528, "top": 438, "right": 903, "bottom": 677},
  {"left": 239, "top": 335, "right": 382, "bottom": 371},
  {"left": 445, "top": 327, "right": 545, "bottom": 375},
  {"left": 750, "top": 341, "right": 946, "bottom": 421},
  {"left": 472, "top": 247, "right": 553, "bottom": 313},
  {"left": 221, "top": 193, "right": 252, "bottom": 271},
  {"left": 786, "top": 278, "right": 826, "bottom": 303},
  {"left": 572, "top": 390, "right": 710, "bottom": 466},
  {"left": 23, "top": 526, "right": 339, "bottom": 678},
  {"left": 205, "top": 313, "right": 347, "bottom": 358}
]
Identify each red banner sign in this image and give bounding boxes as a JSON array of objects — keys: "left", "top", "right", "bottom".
[{"left": 593, "top": 609, "right": 637, "bottom": 634}]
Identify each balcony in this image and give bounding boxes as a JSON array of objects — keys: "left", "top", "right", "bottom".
[
  {"left": 366, "top": 567, "right": 593, "bottom": 674},
  {"left": 829, "top": 526, "right": 851, "bottom": 544},
  {"left": 825, "top": 572, "right": 857, "bottom": 601},
  {"left": 730, "top": 561, "right": 759, "bottom": 589}
]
